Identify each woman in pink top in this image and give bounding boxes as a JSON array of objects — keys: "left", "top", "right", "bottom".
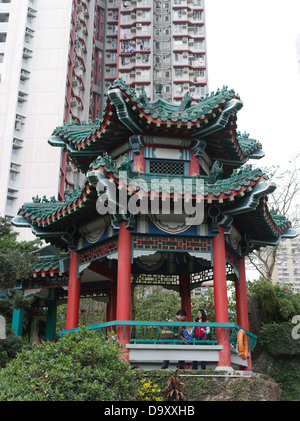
[{"left": 192, "top": 309, "right": 210, "bottom": 370}]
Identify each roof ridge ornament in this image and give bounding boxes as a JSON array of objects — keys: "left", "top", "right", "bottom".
[
  {"left": 179, "top": 92, "right": 192, "bottom": 111},
  {"left": 154, "top": 83, "right": 163, "bottom": 98},
  {"left": 208, "top": 161, "right": 223, "bottom": 184}
]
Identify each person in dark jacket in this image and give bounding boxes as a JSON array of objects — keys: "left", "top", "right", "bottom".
[
  {"left": 192, "top": 309, "right": 210, "bottom": 370},
  {"left": 161, "top": 309, "right": 187, "bottom": 369}
]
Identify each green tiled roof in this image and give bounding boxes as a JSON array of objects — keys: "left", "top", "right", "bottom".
[
  {"left": 32, "top": 255, "right": 66, "bottom": 273},
  {"left": 233, "top": 201, "right": 295, "bottom": 246},
  {"left": 16, "top": 181, "right": 98, "bottom": 230},
  {"left": 88, "top": 153, "right": 268, "bottom": 201},
  {"left": 49, "top": 79, "right": 263, "bottom": 173}
]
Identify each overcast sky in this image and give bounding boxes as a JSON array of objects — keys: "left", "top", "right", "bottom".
[{"left": 205, "top": 0, "right": 300, "bottom": 169}]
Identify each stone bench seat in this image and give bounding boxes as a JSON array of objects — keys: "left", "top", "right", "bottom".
[{"left": 127, "top": 343, "right": 223, "bottom": 363}]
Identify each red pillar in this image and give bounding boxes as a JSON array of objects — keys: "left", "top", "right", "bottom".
[
  {"left": 212, "top": 226, "right": 231, "bottom": 368},
  {"left": 116, "top": 222, "right": 132, "bottom": 360},
  {"left": 180, "top": 273, "right": 192, "bottom": 322},
  {"left": 236, "top": 257, "right": 252, "bottom": 371},
  {"left": 106, "top": 279, "right": 117, "bottom": 322},
  {"left": 66, "top": 249, "right": 81, "bottom": 330},
  {"left": 189, "top": 150, "right": 200, "bottom": 176},
  {"left": 133, "top": 147, "right": 145, "bottom": 173}
]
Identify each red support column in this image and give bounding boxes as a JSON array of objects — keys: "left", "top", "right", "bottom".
[
  {"left": 212, "top": 226, "right": 231, "bottom": 369},
  {"left": 106, "top": 279, "right": 117, "bottom": 322},
  {"left": 116, "top": 222, "right": 132, "bottom": 360},
  {"left": 189, "top": 150, "right": 200, "bottom": 176},
  {"left": 180, "top": 273, "right": 192, "bottom": 322},
  {"left": 133, "top": 147, "right": 145, "bottom": 173},
  {"left": 106, "top": 286, "right": 113, "bottom": 323},
  {"left": 66, "top": 249, "right": 81, "bottom": 330},
  {"left": 236, "top": 257, "right": 252, "bottom": 371}
]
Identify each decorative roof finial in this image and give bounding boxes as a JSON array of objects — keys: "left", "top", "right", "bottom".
[{"left": 154, "top": 83, "right": 163, "bottom": 98}]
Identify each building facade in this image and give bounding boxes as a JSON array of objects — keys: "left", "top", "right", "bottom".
[
  {"left": 104, "top": 0, "right": 208, "bottom": 103},
  {"left": 272, "top": 229, "right": 300, "bottom": 293},
  {"left": 0, "top": 0, "right": 208, "bottom": 240},
  {"left": 0, "top": 0, "right": 101, "bottom": 237}
]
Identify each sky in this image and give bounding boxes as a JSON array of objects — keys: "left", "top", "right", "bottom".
[{"left": 204, "top": 0, "right": 300, "bottom": 169}]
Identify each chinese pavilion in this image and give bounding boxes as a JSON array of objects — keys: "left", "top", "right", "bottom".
[{"left": 12, "top": 80, "right": 296, "bottom": 370}]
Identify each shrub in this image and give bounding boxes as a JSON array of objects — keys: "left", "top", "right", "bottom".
[
  {"left": 248, "top": 280, "right": 300, "bottom": 323},
  {"left": 136, "top": 379, "right": 163, "bottom": 401},
  {"left": 0, "top": 329, "right": 138, "bottom": 401}
]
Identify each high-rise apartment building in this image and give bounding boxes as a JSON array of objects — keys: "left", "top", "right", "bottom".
[
  {"left": 0, "top": 0, "right": 208, "bottom": 239},
  {"left": 272, "top": 230, "right": 300, "bottom": 293},
  {"left": 103, "top": 0, "right": 208, "bottom": 103},
  {"left": 0, "top": 0, "right": 101, "bottom": 236}
]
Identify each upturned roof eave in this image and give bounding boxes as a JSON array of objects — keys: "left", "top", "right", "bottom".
[{"left": 47, "top": 80, "right": 262, "bottom": 172}]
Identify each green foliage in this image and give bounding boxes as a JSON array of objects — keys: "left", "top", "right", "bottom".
[
  {"left": 248, "top": 279, "right": 300, "bottom": 323},
  {"left": 56, "top": 300, "right": 106, "bottom": 332},
  {"left": 266, "top": 357, "right": 300, "bottom": 401},
  {"left": 0, "top": 217, "right": 41, "bottom": 318},
  {"left": 136, "top": 379, "right": 163, "bottom": 401},
  {"left": 249, "top": 279, "right": 300, "bottom": 400},
  {"left": 135, "top": 288, "right": 181, "bottom": 321},
  {"left": 0, "top": 329, "right": 138, "bottom": 401},
  {"left": 0, "top": 217, "right": 41, "bottom": 289},
  {"left": 259, "top": 323, "right": 300, "bottom": 356},
  {"left": 0, "top": 327, "right": 30, "bottom": 369}
]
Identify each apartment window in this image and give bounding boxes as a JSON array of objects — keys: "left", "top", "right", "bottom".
[
  {"left": 193, "top": 11, "right": 203, "bottom": 21},
  {"left": 9, "top": 171, "right": 17, "bottom": 182},
  {"left": 175, "top": 68, "right": 183, "bottom": 78},
  {"left": 194, "top": 40, "right": 204, "bottom": 50},
  {"left": 0, "top": 0, "right": 11, "bottom": 3},
  {"left": 175, "top": 24, "right": 185, "bottom": 33},
  {"left": 0, "top": 33, "right": 7, "bottom": 43},
  {"left": 194, "top": 25, "right": 204, "bottom": 35},
  {"left": 0, "top": 13, "right": 9, "bottom": 22},
  {"left": 175, "top": 84, "right": 183, "bottom": 94},
  {"left": 0, "top": 53, "right": 4, "bottom": 63},
  {"left": 174, "top": 38, "right": 183, "bottom": 46},
  {"left": 6, "top": 198, "right": 15, "bottom": 208}
]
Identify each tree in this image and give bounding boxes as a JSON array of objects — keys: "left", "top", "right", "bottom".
[
  {"left": 0, "top": 217, "right": 40, "bottom": 312},
  {"left": 247, "top": 153, "right": 300, "bottom": 281},
  {"left": 135, "top": 287, "right": 181, "bottom": 321},
  {"left": 0, "top": 217, "right": 41, "bottom": 365}
]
